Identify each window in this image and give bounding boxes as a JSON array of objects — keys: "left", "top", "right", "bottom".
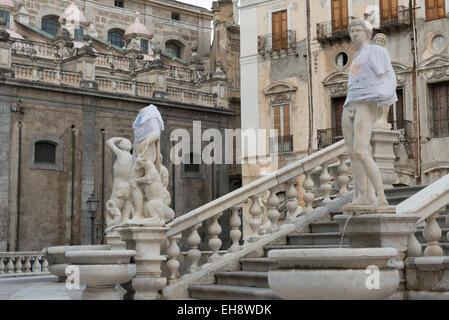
[
  {"left": 35, "top": 141, "right": 56, "bottom": 164},
  {"left": 335, "top": 52, "right": 348, "bottom": 67},
  {"left": 41, "top": 16, "right": 59, "bottom": 36},
  {"left": 331, "top": 0, "right": 349, "bottom": 33},
  {"left": 165, "top": 42, "right": 181, "bottom": 58},
  {"left": 74, "top": 27, "right": 84, "bottom": 41},
  {"left": 172, "top": 12, "right": 180, "bottom": 20},
  {"left": 184, "top": 153, "right": 200, "bottom": 173},
  {"left": 271, "top": 104, "right": 292, "bottom": 153},
  {"left": 426, "top": 0, "right": 446, "bottom": 21},
  {"left": 108, "top": 29, "right": 124, "bottom": 48},
  {"left": 272, "top": 10, "right": 287, "bottom": 51},
  {"left": 114, "top": 0, "right": 124, "bottom": 8},
  {"left": 140, "top": 39, "right": 149, "bottom": 54},
  {"left": 429, "top": 82, "right": 449, "bottom": 138},
  {"left": 0, "top": 11, "right": 10, "bottom": 29},
  {"left": 380, "top": 0, "right": 399, "bottom": 24},
  {"left": 388, "top": 89, "right": 405, "bottom": 129}
]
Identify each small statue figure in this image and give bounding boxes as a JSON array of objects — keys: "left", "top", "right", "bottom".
[
  {"left": 127, "top": 33, "right": 140, "bottom": 51},
  {"left": 342, "top": 19, "right": 397, "bottom": 207},
  {"left": 232, "top": 0, "right": 239, "bottom": 25},
  {"left": 105, "top": 137, "right": 134, "bottom": 230}
]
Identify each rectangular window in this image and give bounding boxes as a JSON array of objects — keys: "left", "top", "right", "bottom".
[
  {"left": 429, "top": 82, "right": 449, "bottom": 138},
  {"left": 114, "top": 0, "right": 124, "bottom": 8},
  {"left": 380, "top": 0, "right": 399, "bottom": 24},
  {"left": 140, "top": 39, "right": 149, "bottom": 54},
  {"left": 388, "top": 89, "right": 405, "bottom": 129},
  {"left": 331, "top": 0, "right": 349, "bottom": 33},
  {"left": 426, "top": 0, "right": 446, "bottom": 21},
  {"left": 271, "top": 10, "right": 287, "bottom": 51},
  {"left": 172, "top": 12, "right": 180, "bottom": 20},
  {"left": 74, "top": 27, "right": 84, "bottom": 42},
  {"left": 271, "top": 104, "right": 292, "bottom": 153},
  {"left": 0, "top": 11, "right": 10, "bottom": 29},
  {"left": 331, "top": 96, "right": 345, "bottom": 139}
]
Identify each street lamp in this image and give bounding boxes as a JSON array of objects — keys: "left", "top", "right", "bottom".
[{"left": 87, "top": 193, "right": 99, "bottom": 245}]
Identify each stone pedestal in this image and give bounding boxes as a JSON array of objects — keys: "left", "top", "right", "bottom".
[
  {"left": 105, "top": 230, "right": 126, "bottom": 250},
  {"left": 118, "top": 224, "right": 167, "bottom": 300},
  {"left": 371, "top": 129, "right": 400, "bottom": 188}
]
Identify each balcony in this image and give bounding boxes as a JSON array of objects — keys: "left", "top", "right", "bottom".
[
  {"left": 365, "top": 6, "right": 411, "bottom": 32},
  {"left": 270, "top": 135, "right": 293, "bottom": 153},
  {"left": 316, "top": 17, "right": 354, "bottom": 44},
  {"left": 392, "top": 120, "right": 415, "bottom": 160},
  {"left": 258, "top": 30, "right": 297, "bottom": 58},
  {"left": 317, "top": 128, "right": 343, "bottom": 150}
]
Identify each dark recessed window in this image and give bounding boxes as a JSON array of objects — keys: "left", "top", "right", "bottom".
[
  {"left": 114, "top": 0, "right": 124, "bottom": 8},
  {"left": 41, "top": 16, "right": 59, "bottom": 36},
  {"left": 165, "top": 42, "right": 181, "bottom": 58},
  {"left": 35, "top": 141, "right": 56, "bottom": 164},
  {"left": 172, "top": 12, "right": 180, "bottom": 20},
  {"left": 141, "top": 39, "right": 149, "bottom": 54},
  {"left": 74, "top": 26, "right": 84, "bottom": 41},
  {"left": 336, "top": 52, "right": 348, "bottom": 67},
  {"left": 0, "top": 11, "right": 10, "bottom": 29},
  {"left": 185, "top": 153, "right": 200, "bottom": 173},
  {"left": 108, "top": 29, "right": 124, "bottom": 48}
]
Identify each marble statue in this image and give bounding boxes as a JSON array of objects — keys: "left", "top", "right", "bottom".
[
  {"left": 372, "top": 33, "right": 393, "bottom": 129},
  {"left": 127, "top": 33, "right": 141, "bottom": 51},
  {"left": 105, "top": 137, "right": 133, "bottom": 230},
  {"left": 130, "top": 105, "right": 174, "bottom": 225},
  {"left": 342, "top": 19, "right": 397, "bottom": 207}
]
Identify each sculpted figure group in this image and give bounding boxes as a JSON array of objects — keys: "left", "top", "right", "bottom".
[{"left": 105, "top": 104, "right": 174, "bottom": 231}]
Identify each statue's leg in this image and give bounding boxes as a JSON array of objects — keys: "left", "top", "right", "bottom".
[
  {"left": 353, "top": 104, "right": 388, "bottom": 206},
  {"left": 342, "top": 105, "right": 367, "bottom": 204}
]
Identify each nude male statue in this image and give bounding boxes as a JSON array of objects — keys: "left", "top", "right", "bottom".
[{"left": 105, "top": 137, "right": 133, "bottom": 230}]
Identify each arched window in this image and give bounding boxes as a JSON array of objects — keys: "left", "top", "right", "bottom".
[
  {"left": 165, "top": 41, "right": 182, "bottom": 58},
  {"left": 41, "top": 16, "right": 59, "bottom": 36},
  {"left": 108, "top": 29, "right": 124, "bottom": 48},
  {"left": 0, "top": 11, "right": 10, "bottom": 29},
  {"left": 35, "top": 141, "right": 56, "bottom": 164}
]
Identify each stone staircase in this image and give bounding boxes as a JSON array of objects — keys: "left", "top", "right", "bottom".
[{"left": 189, "top": 186, "right": 449, "bottom": 300}]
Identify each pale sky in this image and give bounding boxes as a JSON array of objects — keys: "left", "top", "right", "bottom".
[{"left": 177, "top": 0, "right": 214, "bottom": 10}]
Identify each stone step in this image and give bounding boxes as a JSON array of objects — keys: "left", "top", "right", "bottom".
[
  {"left": 240, "top": 258, "right": 275, "bottom": 272},
  {"left": 384, "top": 185, "right": 427, "bottom": 197},
  {"left": 264, "top": 244, "right": 349, "bottom": 254},
  {"left": 215, "top": 271, "right": 269, "bottom": 288},
  {"left": 189, "top": 284, "right": 280, "bottom": 300},
  {"left": 288, "top": 232, "right": 347, "bottom": 246},
  {"left": 309, "top": 221, "right": 340, "bottom": 233}
]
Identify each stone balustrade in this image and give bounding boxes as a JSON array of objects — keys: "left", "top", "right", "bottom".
[
  {"left": 161, "top": 140, "right": 351, "bottom": 292},
  {"left": 0, "top": 252, "right": 48, "bottom": 275},
  {"left": 166, "top": 87, "right": 216, "bottom": 107},
  {"left": 95, "top": 53, "right": 132, "bottom": 72},
  {"left": 12, "top": 39, "right": 59, "bottom": 60},
  {"left": 167, "top": 66, "right": 194, "bottom": 82}
]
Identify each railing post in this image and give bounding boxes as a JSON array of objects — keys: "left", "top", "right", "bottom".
[
  {"left": 267, "top": 186, "right": 281, "bottom": 233},
  {"left": 319, "top": 161, "right": 332, "bottom": 205},
  {"left": 23, "top": 256, "right": 31, "bottom": 273},
  {"left": 249, "top": 195, "right": 263, "bottom": 241},
  {"left": 6, "top": 257, "right": 14, "bottom": 273},
  {"left": 33, "top": 255, "right": 41, "bottom": 272},
  {"left": 166, "top": 235, "right": 181, "bottom": 284},
  {"left": 423, "top": 211, "right": 444, "bottom": 257},
  {"left": 337, "top": 155, "right": 350, "bottom": 196},
  {"left": 285, "top": 178, "right": 300, "bottom": 223},
  {"left": 42, "top": 256, "right": 48, "bottom": 272},
  {"left": 0, "top": 256, "right": 4, "bottom": 274},
  {"left": 303, "top": 172, "right": 315, "bottom": 214},
  {"left": 187, "top": 223, "right": 202, "bottom": 273},
  {"left": 208, "top": 214, "right": 223, "bottom": 262},
  {"left": 15, "top": 256, "right": 23, "bottom": 273},
  {"left": 229, "top": 207, "right": 242, "bottom": 253}
]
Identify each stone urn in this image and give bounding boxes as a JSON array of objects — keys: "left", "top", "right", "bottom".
[
  {"left": 66, "top": 250, "right": 136, "bottom": 300},
  {"left": 42, "top": 245, "right": 110, "bottom": 282},
  {"left": 268, "top": 248, "right": 400, "bottom": 300}
]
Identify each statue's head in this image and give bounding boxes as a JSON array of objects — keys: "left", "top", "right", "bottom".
[
  {"left": 373, "top": 33, "right": 387, "bottom": 47},
  {"left": 119, "top": 139, "right": 132, "bottom": 152},
  {"left": 349, "top": 18, "right": 373, "bottom": 45}
]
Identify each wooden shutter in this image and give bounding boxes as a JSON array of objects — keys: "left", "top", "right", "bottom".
[
  {"left": 332, "top": 0, "right": 348, "bottom": 32},
  {"left": 272, "top": 10, "right": 287, "bottom": 51},
  {"left": 430, "top": 82, "right": 449, "bottom": 138},
  {"left": 426, "top": 0, "right": 446, "bottom": 20},
  {"left": 332, "top": 97, "right": 345, "bottom": 138},
  {"left": 388, "top": 89, "right": 404, "bottom": 128},
  {"left": 380, "top": 0, "right": 398, "bottom": 23},
  {"left": 272, "top": 104, "right": 290, "bottom": 137}
]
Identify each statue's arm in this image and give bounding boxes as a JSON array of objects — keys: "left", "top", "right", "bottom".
[{"left": 106, "top": 137, "right": 124, "bottom": 155}]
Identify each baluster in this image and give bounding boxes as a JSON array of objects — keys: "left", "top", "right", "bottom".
[
  {"left": 33, "top": 255, "right": 41, "bottom": 272},
  {"left": 0, "top": 256, "right": 4, "bottom": 274},
  {"left": 337, "top": 155, "right": 350, "bottom": 196},
  {"left": 303, "top": 172, "right": 315, "bottom": 214},
  {"left": 208, "top": 214, "right": 223, "bottom": 262},
  {"left": 166, "top": 236, "right": 181, "bottom": 283},
  {"left": 423, "top": 211, "right": 444, "bottom": 257},
  {"left": 23, "top": 256, "right": 31, "bottom": 273},
  {"left": 407, "top": 233, "right": 422, "bottom": 257},
  {"left": 6, "top": 257, "right": 14, "bottom": 273},
  {"left": 285, "top": 178, "right": 300, "bottom": 223},
  {"left": 229, "top": 207, "right": 242, "bottom": 253},
  {"left": 249, "top": 195, "right": 263, "bottom": 240},
  {"left": 187, "top": 223, "right": 202, "bottom": 273},
  {"left": 42, "top": 257, "right": 48, "bottom": 272},
  {"left": 319, "top": 162, "right": 332, "bottom": 204},
  {"left": 15, "top": 256, "right": 23, "bottom": 273},
  {"left": 267, "top": 187, "right": 280, "bottom": 233}
]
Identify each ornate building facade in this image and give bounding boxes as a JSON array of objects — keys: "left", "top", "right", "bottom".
[{"left": 0, "top": 0, "right": 241, "bottom": 251}]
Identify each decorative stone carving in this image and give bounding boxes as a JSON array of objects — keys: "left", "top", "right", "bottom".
[{"left": 264, "top": 81, "right": 297, "bottom": 106}]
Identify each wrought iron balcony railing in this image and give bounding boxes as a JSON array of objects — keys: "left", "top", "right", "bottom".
[
  {"left": 364, "top": 6, "right": 411, "bottom": 29},
  {"left": 316, "top": 17, "right": 355, "bottom": 42},
  {"left": 258, "top": 30, "right": 296, "bottom": 55},
  {"left": 317, "top": 128, "right": 343, "bottom": 150},
  {"left": 270, "top": 135, "right": 293, "bottom": 153}
]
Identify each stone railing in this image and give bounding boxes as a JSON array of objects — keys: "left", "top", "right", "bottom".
[
  {"left": 95, "top": 53, "right": 132, "bottom": 72},
  {"left": 161, "top": 140, "right": 351, "bottom": 297},
  {"left": 96, "top": 76, "right": 155, "bottom": 98},
  {"left": 11, "top": 39, "right": 59, "bottom": 60},
  {"left": 12, "top": 63, "right": 81, "bottom": 87},
  {"left": 167, "top": 66, "right": 194, "bottom": 82},
  {"left": 166, "top": 87, "right": 216, "bottom": 107},
  {"left": 397, "top": 174, "right": 449, "bottom": 257},
  {"left": 0, "top": 252, "right": 49, "bottom": 275}
]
